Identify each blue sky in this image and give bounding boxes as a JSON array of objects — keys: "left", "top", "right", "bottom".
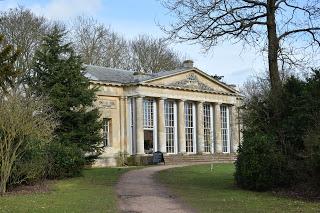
[{"left": 0, "top": 0, "right": 266, "bottom": 86}]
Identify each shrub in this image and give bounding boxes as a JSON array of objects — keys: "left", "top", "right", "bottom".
[
  {"left": 235, "top": 131, "right": 288, "bottom": 191},
  {"left": 8, "top": 139, "right": 48, "bottom": 188},
  {"left": 304, "top": 125, "right": 320, "bottom": 184},
  {"left": 0, "top": 94, "right": 56, "bottom": 194},
  {"left": 45, "top": 143, "right": 85, "bottom": 179}
]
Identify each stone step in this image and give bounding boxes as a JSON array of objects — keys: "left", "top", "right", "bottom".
[
  {"left": 163, "top": 154, "right": 236, "bottom": 165},
  {"left": 164, "top": 160, "right": 234, "bottom": 165}
]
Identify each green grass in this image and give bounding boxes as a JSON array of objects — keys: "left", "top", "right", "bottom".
[
  {"left": 0, "top": 167, "right": 129, "bottom": 213},
  {"left": 157, "top": 164, "right": 320, "bottom": 213}
]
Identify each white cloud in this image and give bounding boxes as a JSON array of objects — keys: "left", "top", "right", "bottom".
[{"left": 29, "top": 0, "right": 102, "bottom": 20}]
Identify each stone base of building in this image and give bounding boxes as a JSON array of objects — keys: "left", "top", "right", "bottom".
[
  {"left": 92, "top": 156, "right": 118, "bottom": 167},
  {"left": 91, "top": 153, "right": 237, "bottom": 167}
]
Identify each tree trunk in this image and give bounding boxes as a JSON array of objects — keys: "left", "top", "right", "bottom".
[
  {"left": 267, "top": 0, "right": 282, "bottom": 97},
  {"left": 0, "top": 180, "right": 7, "bottom": 196},
  {"left": 0, "top": 162, "right": 9, "bottom": 195},
  {"left": 267, "top": 0, "right": 286, "bottom": 152}
]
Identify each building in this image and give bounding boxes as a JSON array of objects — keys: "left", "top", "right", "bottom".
[{"left": 85, "top": 60, "right": 242, "bottom": 166}]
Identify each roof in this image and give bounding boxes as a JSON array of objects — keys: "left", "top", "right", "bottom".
[
  {"left": 84, "top": 64, "right": 186, "bottom": 84},
  {"left": 84, "top": 64, "right": 239, "bottom": 94}
]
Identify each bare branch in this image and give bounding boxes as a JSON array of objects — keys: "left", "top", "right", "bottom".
[
  {"left": 278, "top": 27, "right": 320, "bottom": 42},
  {"left": 242, "top": 0, "right": 268, "bottom": 7}
]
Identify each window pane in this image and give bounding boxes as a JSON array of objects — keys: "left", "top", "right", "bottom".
[
  {"left": 143, "top": 99, "right": 154, "bottom": 129},
  {"left": 103, "top": 118, "right": 110, "bottom": 147},
  {"left": 203, "top": 103, "right": 212, "bottom": 152},
  {"left": 165, "top": 100, "right": 175, "bottom": 153},
  {"left": 220, "top": 106, "right": 229, "bottom": 153},
  {"left": 185, "top": 102, "right": 194, "bottom": 152}
]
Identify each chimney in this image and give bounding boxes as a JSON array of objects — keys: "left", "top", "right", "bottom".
[{"left": 182, "top": 60, "right": 194, "bottom": 68}]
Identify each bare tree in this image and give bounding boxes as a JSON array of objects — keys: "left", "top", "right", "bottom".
[
  {"left": 103, "top": 31, "right": 131, "bottom": 69},
  {"left": 161, "top": 0, "right": 320, "bottom": 96},
  {"left": 71, "top": 16, "right": 183, "bottom": 72},
  {"left": 71, "top": 16, "right": 109, "bottom": 65},
  {"left": 130, "top": 35, "right": 182, "bottom": 73},
  {"left": 0, "top": 7, "right": 48, "bottom": 73},
  {"left": 0, "top": 93, "right": 57, "bottom": 195},
  {"left": 70, "top": 16, "right": 130, "bottom": 69}
]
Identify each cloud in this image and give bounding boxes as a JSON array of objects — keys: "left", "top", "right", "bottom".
[{"left": 29, "top": 0, "right": 103, "bottom": 20}]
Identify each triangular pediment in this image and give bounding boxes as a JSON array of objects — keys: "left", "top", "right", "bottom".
[{"left": 142, "top": 69, "right": 237, "bottom": 94}]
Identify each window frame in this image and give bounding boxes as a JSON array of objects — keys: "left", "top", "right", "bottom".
[
  {"left": 221, "top": 105, "right": 230, "bottom": 153},
  {"left": 102, "top": 118, "right": 110, "bottom": 147},
  {"left": 143, "top": 98, "right": 154, "bottom": 130},
  {"left": 203, "top": 103, "right": 214, "bottom": 153},
  {"left": 164, "top": 100, "right": 177, "bottom": 154},
  {"left": 185, "top": 102, "right": 196, "bottom": 153}
]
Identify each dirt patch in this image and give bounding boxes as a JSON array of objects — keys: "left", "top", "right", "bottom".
[
  {"left": 273, "top": 185, "right": 320, "bottom": 202},
  {"left": 5, "top": 180, "right": 54, "bottom": 196}
]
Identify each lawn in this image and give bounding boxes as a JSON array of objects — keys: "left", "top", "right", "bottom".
[
  {"left": 157, "top": 164, "right": 320, "bottom": 213},
  {"left": 0, "top": 167, "right": 129, "bottom": 213}
]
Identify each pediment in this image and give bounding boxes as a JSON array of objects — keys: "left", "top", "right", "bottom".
[{"left": 143, "top": 69, "right": 237, "bottom": 94}]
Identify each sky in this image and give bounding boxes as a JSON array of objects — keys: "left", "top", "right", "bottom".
[{"left": 0, "top": 0, "right": 267, "bottom": 87}]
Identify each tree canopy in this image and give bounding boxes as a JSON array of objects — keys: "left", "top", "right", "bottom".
[
  {"left": 30, "top": 26, "right": 102, "bottom": 154},
  {"left": 0, "top": 35, "right": 20, "bottom": 93},
  {"left": 161, "top": 0, "right": 320, "bottom": 95}
]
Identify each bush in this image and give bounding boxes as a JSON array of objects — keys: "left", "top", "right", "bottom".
[
  {"left": 235, "top": 132, "right": 288, "bottom": 191},
  {"left": 45, "top": 143, "right": 85, "bottom": 179},
  {"left": 304, "top": 125, "right": 320, "bottom": 184},
  {"left": 8, "top": 139, "right": 48, "bottom": 187}
]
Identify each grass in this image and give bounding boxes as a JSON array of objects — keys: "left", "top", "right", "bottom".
[
  {"left": 0, "top": 167, "right": 129, "bottom": 213},
  {"left": 157, "top": 164, "right": 320, "bottom": 213}
]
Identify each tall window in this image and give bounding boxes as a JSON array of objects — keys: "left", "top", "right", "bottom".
[
  {"left": 221, "top": 105, "right": 230, "bottom": 153},
  {"left": 185, "top": 102, "right": 194, "bottom": 153},
  {"left": 165, "top": 100, "right": 175, "bottom": 153},
  {"left": 143, "top": 99, "right": 154, "bottom": 129},
  {"left": 103, "top": 118, "right": 110, "bottom": 147},
  {"left": 203, "top": 103, "right": 212, "bottom": 152}
]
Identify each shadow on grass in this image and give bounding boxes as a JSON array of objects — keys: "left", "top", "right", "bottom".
[{"left": 157, "top": 164, "right": 320, "bottom": 213}]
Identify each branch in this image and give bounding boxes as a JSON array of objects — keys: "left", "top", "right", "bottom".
[
  {"left": 283, "top": 1, "right": 312, "bottom": 16},
  {"left": 242, "top": 0, "right": 268, "bottom": 7},
  {"left": 278, "top": 27, "right": 320, "bottom": 41},
  {"left": 275, "top": 0, "right": 287, "bottom": 8}
]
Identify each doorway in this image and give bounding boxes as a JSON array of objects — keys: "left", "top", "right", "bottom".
[{"left": 144, "top": 130, "right": 154, "bottom": 154}]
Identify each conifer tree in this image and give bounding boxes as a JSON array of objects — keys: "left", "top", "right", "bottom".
[
  {"left": 0, "top": 34, "right": 20, "bottom": 93},
  {"left": 30, "top": 26, "right": 102, "bottom": 156}
]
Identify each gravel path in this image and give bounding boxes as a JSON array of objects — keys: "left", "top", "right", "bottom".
[{"left": 116, "top": 165, "right": 195, "bottom": 213}]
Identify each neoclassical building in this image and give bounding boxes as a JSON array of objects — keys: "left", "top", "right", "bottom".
[{"left": 85, "top": 60, "right": 242, "bottom": 166}]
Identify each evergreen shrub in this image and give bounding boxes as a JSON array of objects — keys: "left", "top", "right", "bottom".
[{"left": 235, "top": 131, "right": 288, "bottom": 191}]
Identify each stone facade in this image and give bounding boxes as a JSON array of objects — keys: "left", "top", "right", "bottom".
[{"left": 86, "top": 61, "right": 243, "bottom": 167}]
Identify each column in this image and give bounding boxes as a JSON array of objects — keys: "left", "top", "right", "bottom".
[
  {"left": 126, "top": 97, "right": 133, "bottom": 155},
  {"left": 178, "top": 99, "right": 186, "bottom": 154},
  {"left": 214, "top": 103, "right": 222, "bottom": 153},
  {"left": 196, "top": 101, "right": 204, "bottom": 153},
  {"left": 119, "top": 97, "right": 126, "bottom": 153},
  {"left": 136, "top": 96, "right": 144, "bottom": 155},
  {"left": 158, "top": 98, "right": 166, "bottom": 153},
  {"left": 123, "top": 97, "right": 128, "bottom": 154},
  {"left": 230, "top": 105, "right": 240, "bottom": 153}
]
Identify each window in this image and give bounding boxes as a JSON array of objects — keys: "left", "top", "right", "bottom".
[
  {"left": 165, "top": 100, "right": 175, "bottom": 153},
  {"left": 103, "top": 118, "right": 110, "bottom": 147},
  {"left": 143, "top": 99, "right": 154, "bottom": 129},
  {"left": 203, "top": 103, "right": 212, "bottom": 152},
  {"left": 221, "top": 105, "right": 230, "bottom": 153},
  {"left": 185, "top": 102, "right": 195, "bottom": 153}
]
